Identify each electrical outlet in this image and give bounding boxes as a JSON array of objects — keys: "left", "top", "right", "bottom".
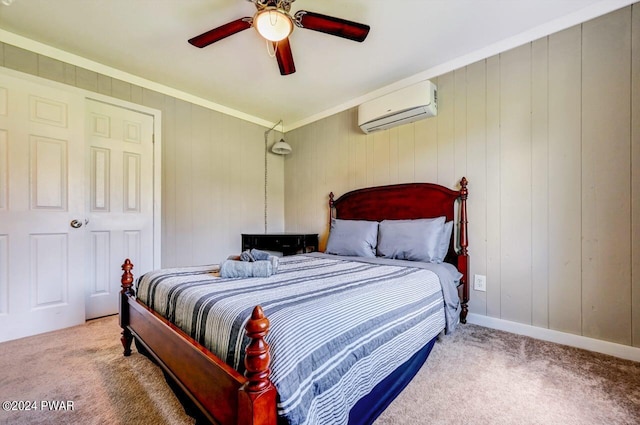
[{"left": 474, "top": 274, "right": 487, "bottom": 292}]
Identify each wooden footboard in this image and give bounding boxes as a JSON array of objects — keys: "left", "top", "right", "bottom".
[{"left": 119, "top": 259, "right": 277, "bottom": 425}]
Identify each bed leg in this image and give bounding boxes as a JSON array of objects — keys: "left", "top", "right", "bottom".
[
  {"left": 121, "top": 328, "right": 133, "bottom": 356},
  {"left": 120, "top": 259, "right": 135, "bottom": 357},
  {"left": 460, "top": 303, "right": 469, "bottom": 324}
]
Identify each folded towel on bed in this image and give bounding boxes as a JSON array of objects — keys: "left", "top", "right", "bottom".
[
  {"left": 220, "top": 259, "right": 273, "bottom": 278},
  {"left": 236, "top": 248, "right": 279, "bottom": 274},
  {"left": 269, "top": 255, "right": 279, "bottom": 274},
  {"left": 240, "top": 250, "right": 255, "bottom": 262},
  {"left": 250, "top": 248, "right": 271, "bottom": 261},
  {"left": 239, "top": 248, "right": 272, "bottom": 262}
]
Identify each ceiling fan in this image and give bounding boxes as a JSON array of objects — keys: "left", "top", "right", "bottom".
[{"left": 188, "top": 0, "right": 370, "bottom": 76}]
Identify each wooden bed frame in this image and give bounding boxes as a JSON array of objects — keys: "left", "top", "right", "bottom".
[{"left": 119, "top": 177, "right": 469, "bottom": 425}]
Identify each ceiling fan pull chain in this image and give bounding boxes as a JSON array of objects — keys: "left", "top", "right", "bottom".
[{"left": 266, "top": 39, "right": 278, "bottom": 58}]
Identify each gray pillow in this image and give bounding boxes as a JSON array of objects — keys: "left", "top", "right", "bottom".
[
  {"left": 325, "top": 219, "right": 379, "bottom": 257},
  {"left": 434, "top": 221, "right": 454, "bottom": 263},
  {"left": 377, "top": 217, "right": 446, "bottom": 262}
]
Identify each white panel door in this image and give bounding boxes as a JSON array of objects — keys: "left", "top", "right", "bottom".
[
  {"left": 85, "top": 99, "right": 154, "bottom": 319},
  {"left": 0, "top": 73, "right": 85, "bottom": 342}
]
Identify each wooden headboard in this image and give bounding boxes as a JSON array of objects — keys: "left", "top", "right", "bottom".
[{"left": 328, "top": 177, "right": 469, "bottom": 323}]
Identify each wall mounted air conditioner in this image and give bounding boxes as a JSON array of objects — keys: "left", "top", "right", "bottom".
[{"left": 358, "top": 80, "right": 437, "bottom": 134}]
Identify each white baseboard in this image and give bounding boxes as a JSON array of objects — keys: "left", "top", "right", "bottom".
[{"left": 467, "top": 313, "right": 640, "bottom": 363}]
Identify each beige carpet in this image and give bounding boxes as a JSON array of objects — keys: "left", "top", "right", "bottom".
[
  {"left": 375, "top": 325, "right": 640, "bottom": 425},
  {"left": 0, "top": 316, "right": 638, "bottom": 425},
  {"left": 0, "top": 316, "right": 194, "bottom": 425}
]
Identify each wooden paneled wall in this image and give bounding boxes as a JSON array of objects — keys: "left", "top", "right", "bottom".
[
  {"left": 284, "top": 6, "right": 640, "bottom": 347},
  {"left": 0, "top": 43, "right": 285, "bottom": 268}
]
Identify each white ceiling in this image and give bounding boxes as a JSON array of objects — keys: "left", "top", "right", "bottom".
[{"left": 0, "top": 0, "right": 634, "bottom": 130}]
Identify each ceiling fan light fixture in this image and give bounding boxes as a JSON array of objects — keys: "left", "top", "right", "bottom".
[{"left": 254, "top": 7, "right": 293, "bottom": 42}]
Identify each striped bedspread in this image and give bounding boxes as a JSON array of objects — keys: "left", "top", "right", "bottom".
[{"left": 136, "top": 253, "right": 453, "bottom": 425}]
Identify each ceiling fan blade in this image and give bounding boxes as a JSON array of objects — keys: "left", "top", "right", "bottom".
[
  {"left": 273, "top": 38, "right": 296, "bottom": 75},
  {"left": 294, "top": 11, "right": 370, "bottom": 42},
  {"left": 188, "top": 18, "right": 252, "bottom": 48}
]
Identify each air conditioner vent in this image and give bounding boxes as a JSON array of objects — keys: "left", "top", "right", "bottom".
[{"left": 358, "top": 80, "right": 437, "bottom": 134}]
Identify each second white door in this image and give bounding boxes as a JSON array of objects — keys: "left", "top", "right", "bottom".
[{"left": 85, "top": 99, "right": 154, "bottom": 319}]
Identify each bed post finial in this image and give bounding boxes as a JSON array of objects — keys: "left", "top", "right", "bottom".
[
  {"left": 239, "top": 305, "right": 277, "bottom": 424},
  {"left": 121, "top": 259, "right": 134, "bottom": 297},
  {"left": 244, "top": 305, "right": 272, "bottom": 392},
  {"left": 120, "top": 259, "right": 134, "bottom": 356},
  {"left": 458, "top": 178, "right": 469, "bottom": 323}
]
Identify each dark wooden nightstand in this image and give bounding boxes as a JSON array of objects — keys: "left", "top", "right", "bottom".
[{"left": 241, "top": 233, "right": 319, "bottom": 256}]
